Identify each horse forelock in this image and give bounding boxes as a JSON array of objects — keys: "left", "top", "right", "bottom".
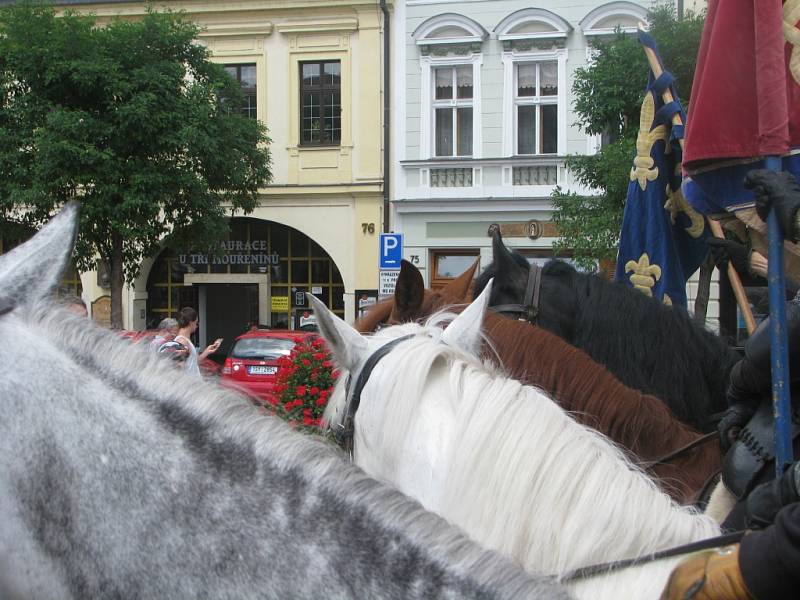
[
  {"left": 347, "top": 316, "right": 721, "bottom": 582},
  {"left": 0, "top": 300, "right": 572, "bottom": 599}
]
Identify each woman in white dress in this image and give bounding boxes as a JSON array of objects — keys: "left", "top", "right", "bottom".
[{"left": 174, "top": 307, "right": 222, "bottom": 376}]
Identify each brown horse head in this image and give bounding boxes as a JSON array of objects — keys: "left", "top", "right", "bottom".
[{"left": 355, "top": 259, "right": 477, "bottom": 333}]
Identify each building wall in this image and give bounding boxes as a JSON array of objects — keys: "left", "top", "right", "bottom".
[
  {"left": 393, "top": 0, "right": 651, "bottom": 287},
  {"left": 58, "top": 0, "right": 387, "bottom": 327}
]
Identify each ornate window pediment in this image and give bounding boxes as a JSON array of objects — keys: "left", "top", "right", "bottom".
[
  {"left": 494, "top": 8, "right": 572, "bottom": 52},
  {"left": 580, "top": 2, "right": 649, "bottom": 38},
  {"left": 413, "top": 13, "right": 487, "bottom": 56}
]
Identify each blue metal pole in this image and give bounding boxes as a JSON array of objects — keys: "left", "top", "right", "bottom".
[{"left": 765, "top": 155, "right": 794, "bottom": 475}]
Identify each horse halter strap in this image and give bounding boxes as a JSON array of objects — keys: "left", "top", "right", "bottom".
[
  {"left": 335, "top": 334, "right": 415, "bottom": 456},
  {"left": 490, "top": 262, "right": 543, "bottom": 324}
]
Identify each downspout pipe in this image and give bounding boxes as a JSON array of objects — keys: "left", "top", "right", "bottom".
[{"left": 380, "top": 0, "right": 391, "bottom": 233}]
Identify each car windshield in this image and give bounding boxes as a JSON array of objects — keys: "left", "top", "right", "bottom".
[{"left": 231, "top": 337, "right": 297, "bottom": 360}]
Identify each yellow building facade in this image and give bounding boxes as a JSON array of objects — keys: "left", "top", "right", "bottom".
[{"left": 61, "top": 0, "right": 387, "bottom": 345}]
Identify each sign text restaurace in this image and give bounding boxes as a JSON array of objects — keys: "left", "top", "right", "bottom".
[{"left": 179, "top": 240, "right": 280, "bottom": 267}]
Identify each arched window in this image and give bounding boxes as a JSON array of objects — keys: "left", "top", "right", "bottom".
[
  {"left": 414, "top": 14, "right": 487, "bottom": 162},
  {"left": 495, "top": 9, "right": 571, "bottom": 158},
  {"left": 580, "top": 2, "right": 649, "bottom": 39}
]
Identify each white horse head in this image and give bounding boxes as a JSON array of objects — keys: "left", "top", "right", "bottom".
[
  {"left": 0, "top": 206, "right": 571, "bottom": 600},
  {"left": 312, "top": 290, "right": 722, "bottom": 600}
]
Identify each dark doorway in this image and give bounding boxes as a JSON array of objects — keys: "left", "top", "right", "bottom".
[{"left": 204, "top": 283, "right": 259, "bottom": 360}]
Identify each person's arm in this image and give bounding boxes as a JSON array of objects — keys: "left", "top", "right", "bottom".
[
  {"left": 740, "top": 501, "right": 800, "bottom": 599},
  {"left": 199, "top": 338, "right": 222, "bottom": 360},
  {"left": 746, "top": 170, "right": 800, "bottom": 242}
]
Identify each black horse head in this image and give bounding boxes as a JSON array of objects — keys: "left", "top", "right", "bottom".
[
  {"left": 474, "top": 229, "right": 578, "bottom": 343},
  {"left": 475, "top": 230, "right": 739, "bottom": 432}
]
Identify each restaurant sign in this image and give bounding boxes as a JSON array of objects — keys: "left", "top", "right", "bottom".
[{"left": 178, "top": 240, "right": 279, "bottom": 267}]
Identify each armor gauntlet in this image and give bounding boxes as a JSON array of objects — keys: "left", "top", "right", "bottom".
[
  {"left": 745, "top": 170, "right": 800, "bottom": 242},
  {"left": 745, "top": 461, "right": 800, "bottom": 529}
]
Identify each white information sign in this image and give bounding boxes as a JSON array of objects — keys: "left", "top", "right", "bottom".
[{"left": 379, "top": 269, "right": 400, "bottom": 297}]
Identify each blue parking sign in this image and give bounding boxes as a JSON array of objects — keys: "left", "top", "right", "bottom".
[{"left": 379, "top": 233, "right": 403, "bottom": 269}]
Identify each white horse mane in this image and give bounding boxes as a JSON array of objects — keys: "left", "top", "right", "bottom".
[{"left": 322, "top": 308, "right": 722, "bottom": 600}]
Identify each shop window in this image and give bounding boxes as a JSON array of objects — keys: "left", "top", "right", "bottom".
[
  {"left": 430, "top": 249, "right": 480, "bottom": 289},
  {"left": 223, "top": 63, "right": 258, "bottom": 119},
  {"left": 1, "top": 229, "right": 82, "bottom": 298},
  {"left": 300, "top": 60, "right": 341, "bottom": 145}
]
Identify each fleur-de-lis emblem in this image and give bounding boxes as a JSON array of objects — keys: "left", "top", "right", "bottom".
[
  {"left": 784, "top": 1, "right": 800, "bottom": 85},
  {"left": 664, "top": 179, "right": 705, "bottom": 238},
  {"left": 625, "top": 253, "right": 662, "bottom": 297},
  {"left": 630, "top": 92, "right": 669, "bottom": 190}
]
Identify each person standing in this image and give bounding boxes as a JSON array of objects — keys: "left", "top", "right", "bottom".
[
  {"left": 174, "top": 307, "right": 221, "bottom": 376},
  {"left": 149, "top": 317, "right": 179, "bottom": 351}
]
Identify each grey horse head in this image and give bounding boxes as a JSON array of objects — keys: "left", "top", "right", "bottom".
[{"left": 0, "top": 205, "right": 570, "bottom": 599}]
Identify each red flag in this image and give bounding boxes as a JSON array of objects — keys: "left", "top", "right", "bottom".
[{"left": 684, "top": 0, "right": 800, "bottom": 169}]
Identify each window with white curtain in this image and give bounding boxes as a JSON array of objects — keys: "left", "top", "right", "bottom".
[
  {"left": 515, "top": 61, "right": 558, "bottom": 155},
  {"left": 433, "top": 65, "right": 473, "bottom": 157}
]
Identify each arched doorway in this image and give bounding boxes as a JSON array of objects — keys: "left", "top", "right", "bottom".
[{"left": 146, "top": 217, "right": 344, "bottom": 353}]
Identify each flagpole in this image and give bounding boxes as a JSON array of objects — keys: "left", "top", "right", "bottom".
[
  {"left": 638, "top": 32, "right": 757, "bottom": 334},
  {"left": 765, "top": 155, "right": 794, "bottom": 473}
]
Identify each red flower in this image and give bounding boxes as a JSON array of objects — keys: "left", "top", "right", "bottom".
[
  {"left": 303, "top": 408, "right": 312, "bottom": 418},
  {"left": 301, "top": 359, "right": 311, "bottom": 367},
  {"left": 283, "top": 401, "right": 293, "bottom": 411},
  {"left": 310, "top": 386, "right": 320, "bottom": 396},
  {"left": 316, "top": 396, "right": 327, "bottom": 407},
  {"left": 322, "top": 360, "right": 332, "bottom": 368},
  {"left": 302, "top": 415, "right": 313, "bottom": 426},
  {"left": 295, "top": 385, "right": 307, "bottom": 397}
]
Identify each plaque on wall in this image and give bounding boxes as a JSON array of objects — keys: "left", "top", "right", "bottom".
[{"left": 91, "top": 295, "right": 112, "bottom": 328}]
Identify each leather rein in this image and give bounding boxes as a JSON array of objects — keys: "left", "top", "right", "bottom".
[
  {"left": 333, "top": 334, "right": 415, "bottom": 458},
  {"left": 490, "top": 262, "right": 543, "bottom": 324}
]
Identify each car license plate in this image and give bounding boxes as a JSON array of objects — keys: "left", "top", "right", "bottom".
[{"left": 248, "top": 365, "right": 277, "bottom": 376}]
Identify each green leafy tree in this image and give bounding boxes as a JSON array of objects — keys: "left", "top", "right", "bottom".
[
  {"left": 551, "top": 6, "right": 704, "bottom": 270},
  {"left": 0, "top": 3, "right": 272, "bottom": 327}
]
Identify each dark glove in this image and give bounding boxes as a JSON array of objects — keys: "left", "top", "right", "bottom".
[
  {"left": 745, "top": 169, "right": 800, "bottom": 241},
  {"left": 707, "top": 238, "right": 752, "bottom": 275},
  {"left": 659, "top": 545, "right": 752, "bottom": 600},
  {"left": 717, "top": 399, "right": 759, "bottom": 452},
  {"left": 745, "top": 461, "right": 800, "bottom": 529}
]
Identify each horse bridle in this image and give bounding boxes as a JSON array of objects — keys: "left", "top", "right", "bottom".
[
  {"left": 334, "top": 334, "right": 415, "bottom": 457},
  {"left": 490, "top": 262, "right": 543, "bottom": 324}
]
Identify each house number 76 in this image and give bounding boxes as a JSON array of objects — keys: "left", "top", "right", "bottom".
[{"left": 361, "top": 222, "right": 375, "bottom": 234}]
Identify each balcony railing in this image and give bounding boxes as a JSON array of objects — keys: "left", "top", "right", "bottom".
[
  {"left": 512, "top": 165, "right": 558, "bottom": 186},
  {"left": 429, "top": 167, "right": 473, "bottom": 187}
]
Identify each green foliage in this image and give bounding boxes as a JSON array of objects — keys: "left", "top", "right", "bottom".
[
  {"left": 553, "top": 5, "right": 705, "bottom": 269},
  {"left": 0, "top": 2, "right": 272, "bottom": 323}
]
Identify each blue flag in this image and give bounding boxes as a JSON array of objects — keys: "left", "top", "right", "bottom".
[{"left": 614, "top": 33, "right": 709, "bottom": 308}]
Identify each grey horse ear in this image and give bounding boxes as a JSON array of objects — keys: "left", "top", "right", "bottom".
[
  {"left": 0, "top": 202, "right": 80, "bottom": 308},
  {"left": 306, "top": 293, "right": 367, "bottom": 371},
  {"left": 441, "top": 279, "right": 491, "bottom": 356}
]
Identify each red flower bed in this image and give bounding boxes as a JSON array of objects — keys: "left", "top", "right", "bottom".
[{"left": 265, "top": 336, "right": 338, "bottom": 432}]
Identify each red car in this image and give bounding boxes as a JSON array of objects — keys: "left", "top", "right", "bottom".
[{"left": 220, "top": 330, "right": 315, "bottom": 402}]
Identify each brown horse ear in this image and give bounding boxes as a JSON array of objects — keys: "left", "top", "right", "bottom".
[
  {"left": 391, "top": 259, "right": 425, "bottom": 322},
  {"left": 441, "top": 258, "right": 478, "bottom": 303}
]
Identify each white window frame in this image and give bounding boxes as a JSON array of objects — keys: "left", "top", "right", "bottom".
[
  {"left": 421, "top": 54, "right": 483, "bottom": 159},
  {"left": 502, "top": 49, "right": 567, "bottom": 157},
  {"left": 431, "top": 65, "right": 475, "bottom": 158}
]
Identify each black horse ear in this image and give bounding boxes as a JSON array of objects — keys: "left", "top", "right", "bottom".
[
  {"left": 491, "top": 228, "right": 521, "bottom": 274},
  {"left": 392, "top": 259, "right": 424, "bottom": 322}
]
